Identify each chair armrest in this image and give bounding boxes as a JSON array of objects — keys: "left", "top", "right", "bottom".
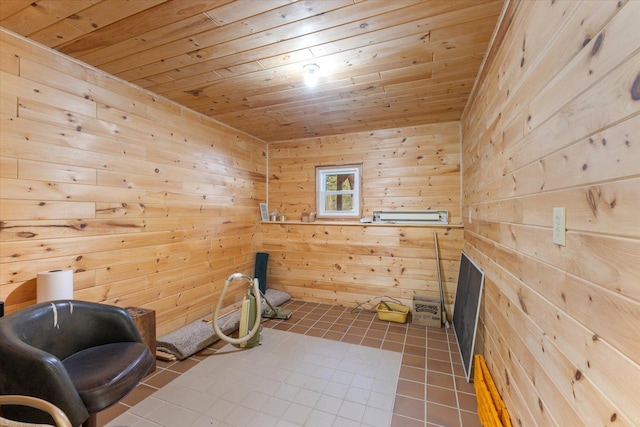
[{"left": 0, "top": 395, "right": 72, "bottom": 427}]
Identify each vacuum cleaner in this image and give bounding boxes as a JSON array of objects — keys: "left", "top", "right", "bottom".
[
  {"left": 212, "top": 273, "right": 262, "bottom": 348},
  {"left": 212, "top": 273, "right": 292, "bottom": 349}
]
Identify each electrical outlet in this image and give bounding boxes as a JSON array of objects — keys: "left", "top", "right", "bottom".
[
  {"left": 468, "top": 207, "right": 472, "bottom": 223},
  {"left": 552, "top": 207, "right": 566, "bottom": 246}
]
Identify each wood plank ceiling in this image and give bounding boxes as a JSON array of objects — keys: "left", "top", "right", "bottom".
[{"left": 0, "top": 0, "right": 504, "bottom": 142}]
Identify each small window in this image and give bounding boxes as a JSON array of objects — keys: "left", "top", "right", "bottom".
[{"left": 316, "top": 164, "right": 362, "bottom": 219}]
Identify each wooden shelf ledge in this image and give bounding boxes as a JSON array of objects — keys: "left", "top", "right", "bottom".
[{"left": 261, "top": 221, "right": 463, "bottom": 228}]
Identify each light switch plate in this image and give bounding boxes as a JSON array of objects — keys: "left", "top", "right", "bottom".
[{"left": 553, "top": 207, "right": 566, "bottom": 246}]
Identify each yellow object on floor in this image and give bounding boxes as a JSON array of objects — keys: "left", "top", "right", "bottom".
[
  {"left": 474, "top": 355, "right": 512, "bottom": 427},
  {"left": 376, "top": 301, "right": 409, "bottom": 323}
]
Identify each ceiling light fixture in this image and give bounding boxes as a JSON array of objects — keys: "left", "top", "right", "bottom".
[{"left": 303, "top": 63, "right": 320, "bottom": 87}]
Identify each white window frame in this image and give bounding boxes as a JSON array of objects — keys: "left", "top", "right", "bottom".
[{"left": 316, "top": 164, "right": 362, "bottom": 219}]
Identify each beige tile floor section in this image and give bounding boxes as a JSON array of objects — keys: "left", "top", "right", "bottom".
[
  {"left": 99, "top": 300, "right": 481, "bottom": 427},
  {"left": 107, "top": 327, "right": 401, "bottom": 427}
]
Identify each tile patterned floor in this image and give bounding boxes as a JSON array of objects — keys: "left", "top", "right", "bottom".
[
  {"left": 99, "top": 300, "right": 481, "bottom": 427},
  {"left": 107, "top": 328, "right": 402, "bottom": 427}
]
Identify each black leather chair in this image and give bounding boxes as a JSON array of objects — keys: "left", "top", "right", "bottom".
[{"left": 0, "top": 300, "right": 154, "bottom": 427}]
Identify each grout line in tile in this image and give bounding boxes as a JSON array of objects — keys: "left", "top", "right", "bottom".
[{"left": 446, "top": 325, "right": 466, "bottom": 427}]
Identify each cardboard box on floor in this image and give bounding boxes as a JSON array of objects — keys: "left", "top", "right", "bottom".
[{"left": 412, "top": 296, "right": 441, "bottom": 327}]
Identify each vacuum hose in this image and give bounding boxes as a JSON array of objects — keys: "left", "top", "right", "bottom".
[{"left": 212, "top": 273, "right": 262, "bottom": 345}]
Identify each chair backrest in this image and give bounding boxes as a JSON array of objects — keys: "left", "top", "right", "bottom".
[{"left": 0, "top": 300, "right": 139, "bottom": 360}]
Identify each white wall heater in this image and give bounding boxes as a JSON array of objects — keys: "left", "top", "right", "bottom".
[{"left": 372, "top": 210, "right": 448, "bottom": 224}]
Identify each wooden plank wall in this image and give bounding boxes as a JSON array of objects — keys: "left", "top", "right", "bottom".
[
  {"left": 0, "top": 29, "right": 267, "bottom": 337},
  {"left": 461, "top": 1, "right": 640, "bottom": 426},
  {"left": 266, "top": 123, "right": 464, "bottom": 313}
]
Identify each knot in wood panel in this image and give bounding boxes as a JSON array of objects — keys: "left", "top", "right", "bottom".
[
  {"left": 591, "top": 33, "right": 604, "bottom": 56},
  {"left": 517, "top": 290, "right": 528, "bottom": 314},
  {"left": 585, "top": 188, "right": 598, "bottom": 217},
  {"left": 631, "top": 72, "right": 640, "bottom": 101}
]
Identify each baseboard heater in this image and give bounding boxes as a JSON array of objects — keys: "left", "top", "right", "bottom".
[{"left": 372, "top": 210, "right": 448, "bottom": 224}]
